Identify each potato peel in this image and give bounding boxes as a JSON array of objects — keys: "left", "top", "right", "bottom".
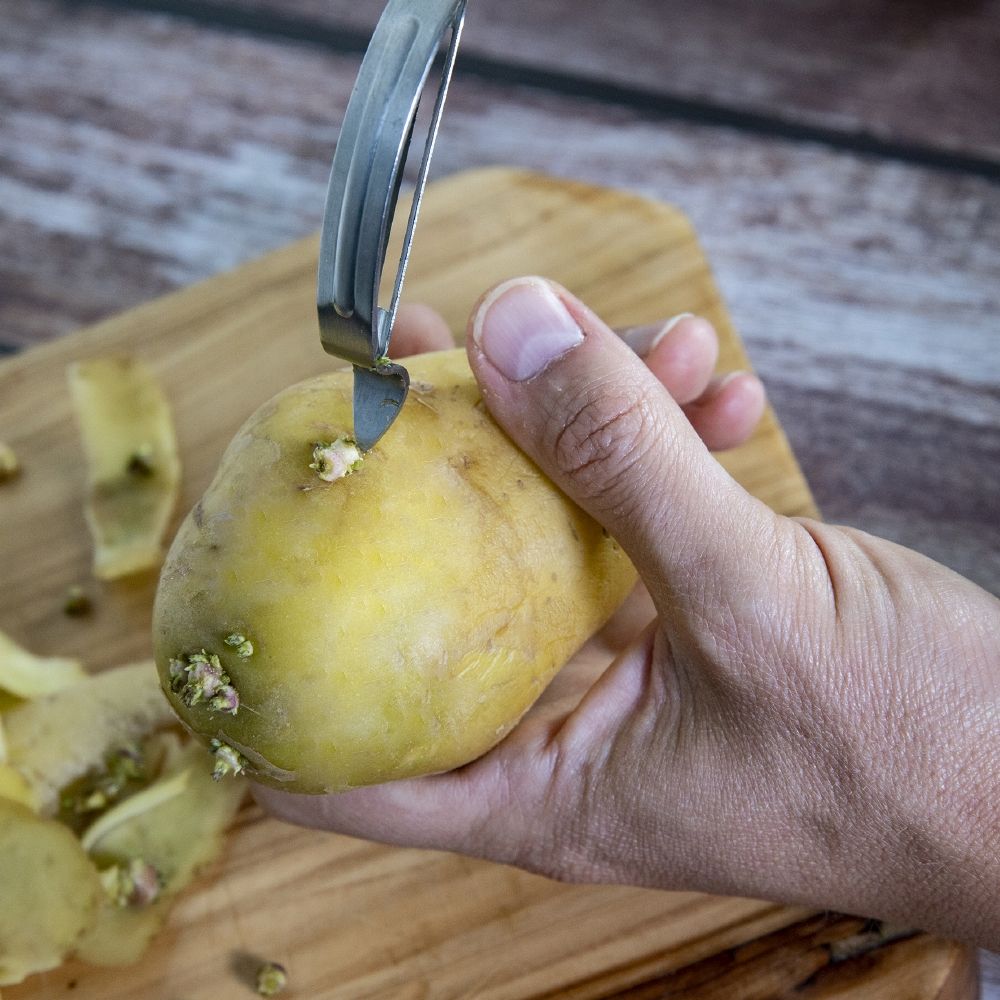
[
  {"left": 84, "top": 741, "right": 246, "bottom": 888},
  {"left": 73, "top": 900, "right": 168, "bottom": 968},
  {"left": 2, "top": 661, "right": 174, "bottom": 816},
  {"left": 81, "top": 766, "right": 191, "bottom": 853},
  {"left": 0, "top": 799, "right": 102, "bottom": 986},
  {"left": 0, "top": 628, "right": 86, "bottom": 700},
  {"left": 77, "top": 741, "right": 246, "bottom": 967},
  {"left": 0, "top": 440, "right": 19, "bottom": 482},
  {"left": 0, "top": 763, "right": 35, "bottom": 809},
  {"left": 68, "top": 356, "right": 181, "bottom": 579},
  {"left": 0, "top": 654, "right": 245, "bottom": 977}
]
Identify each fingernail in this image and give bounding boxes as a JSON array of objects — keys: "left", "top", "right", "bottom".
[
  {"left": 621, "top": 313, "right": 694, "bottom": 357},
  {"left": 699, "top": 371, "right": 744, "bottom": 403},
  {"left": 473, "top": 278, "right": 583, "bottom": 381}
]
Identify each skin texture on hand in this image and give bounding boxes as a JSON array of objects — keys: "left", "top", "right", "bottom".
[{"left": 257, "top": 284, "right": 1000, "bottom": 950}]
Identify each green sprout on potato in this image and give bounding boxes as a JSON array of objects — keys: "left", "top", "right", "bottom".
[
  {"left": 99, "top": 858, "right": 162, "bottom": 909},
  {"left": 224, "top": 633, "right": 254, "bottom": 658},
  {"left": 210, "top": 739, "right": 248, "bottom": 781},
  {"left": 63, "top": 584, "right": 93, "bottom": 617},
  {"left": 59, "top": 743, "right": 146, "bottom": 829},
  {"left": 309, "top": 438, "right": 363, "bottom": 483},
  {"left": 169, "top": 651, "right": 240, "bottom": 716},
  {"left": 125, "top": 442, "right": 156, "bottom": 478}
]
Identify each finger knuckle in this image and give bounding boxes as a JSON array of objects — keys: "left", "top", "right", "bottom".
[{"left": 551, "top": 385, "right": 660, "bottom": 511}]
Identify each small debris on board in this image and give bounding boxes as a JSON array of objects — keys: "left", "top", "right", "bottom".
[
  {"left": 256, "top": 960, "right": 288, "bottom": 996},
  {"left": 63, "top": 586, "right": 93, "bottom": 617},
  {"left": 0, "top": 442, "right": 19, "bottom": 483}
]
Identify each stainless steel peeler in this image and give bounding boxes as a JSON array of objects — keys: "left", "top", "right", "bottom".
[{"left": 317, "top": 0, "right": 468, "bottom": 451}]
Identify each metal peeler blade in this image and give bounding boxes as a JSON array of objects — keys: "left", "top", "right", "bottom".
[{"left": 317, "top": 0, "right": 467, "bottom": 452}]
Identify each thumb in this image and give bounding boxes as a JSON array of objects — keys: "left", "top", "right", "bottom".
[{"left": 467, "top": 277, "right": 779, "bottom": 613}]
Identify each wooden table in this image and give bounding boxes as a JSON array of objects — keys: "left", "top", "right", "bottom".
[{"left": 1, "top": 0, "right": 997, "bottom": 995}]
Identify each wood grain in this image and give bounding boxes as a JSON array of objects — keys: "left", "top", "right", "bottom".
[
  {"left": 0, "top": 167, "right": 973, "bottom": 1000},
  {"left": 985, "top": 952, "right": 1000, "bottom": 997},
  {"left": 589, "top": 915, "right": 980, "bottom": 999},
  {"left": 1, "top": 1, "right": 997, "bottom": 599},
  {"left": 188, "top": 0, "right": 1000, "bottom": 163}
]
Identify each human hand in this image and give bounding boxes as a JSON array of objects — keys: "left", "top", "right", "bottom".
[{"left": 258, "top": 279, "right": 1000, "bottom": 949}]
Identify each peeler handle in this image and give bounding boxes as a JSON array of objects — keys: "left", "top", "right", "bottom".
[{"left": 317, "top": 0, "right": 467, "bottom": 368}]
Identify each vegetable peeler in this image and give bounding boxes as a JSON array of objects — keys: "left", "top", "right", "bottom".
[{"left": 317, "top": 0, "right": 468, "bottom": 451}]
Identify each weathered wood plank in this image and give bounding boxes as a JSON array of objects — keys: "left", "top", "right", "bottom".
[
  {"left": 585, "top": 915, "right": 980, "bottom": 999},
  {"left": 1, "top": 0, "right": 998, "bottom": 605},
  {"left": 202, "top": 0, "right": 1000, "bottom": 162},
  {"left": 985, "top": 950, "right": 1000, "bottom": 996}
]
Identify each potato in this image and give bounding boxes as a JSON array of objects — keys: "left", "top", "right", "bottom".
[
  {"left": 153, "top": 348, "right": 636, "bottom": 793},
  {"left": 0, "top": 799, "right": 102, "bottom": 985}
]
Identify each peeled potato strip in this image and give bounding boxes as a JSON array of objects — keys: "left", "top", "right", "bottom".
[
  {"left": 81, "top": 767, "right": 191, "bottom": 853},
  {"left": 0, "top": 763, "right": 35, "bottom": 809},
  {"left": 0, "top": 799, "right": 102, "bottom": 986},
  {"left": 0, "top": 628, "right": 86, "bottom": 700},
  {"left": 84, "top": 741, "right": 245, "bottom": 887},
  {"left": 68, "top": 356, "right": 181, "bottom": 579},
  {"left": 2, "top": 660, "right": 174, "bottom": 815},
  {"left": 76, "top": 741, "right": 246, "bottom": 967}
]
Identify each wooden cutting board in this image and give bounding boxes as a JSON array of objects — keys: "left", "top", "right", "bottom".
[{"left": 0, "top": 168, "right": 976, "bottom": 999}]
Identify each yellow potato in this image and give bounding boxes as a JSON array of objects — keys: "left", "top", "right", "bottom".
[
  {"left": 153, "top": 348, "right": 636, "bottom": 793},
  {"left": 0, "top": 799, "right": 102, "bottom": 985}
]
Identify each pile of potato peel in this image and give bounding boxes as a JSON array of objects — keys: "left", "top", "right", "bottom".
[{"left": 0, "top": 636, "right": 246, "bottom": 987}]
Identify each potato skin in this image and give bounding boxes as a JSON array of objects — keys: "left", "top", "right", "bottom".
[{"left": 153, "top": 349, "right": 636, "bottom": 793}]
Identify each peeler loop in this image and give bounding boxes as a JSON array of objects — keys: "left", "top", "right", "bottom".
[{"left": 317, "top": 0, "right": 467, "bottom": 451}]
